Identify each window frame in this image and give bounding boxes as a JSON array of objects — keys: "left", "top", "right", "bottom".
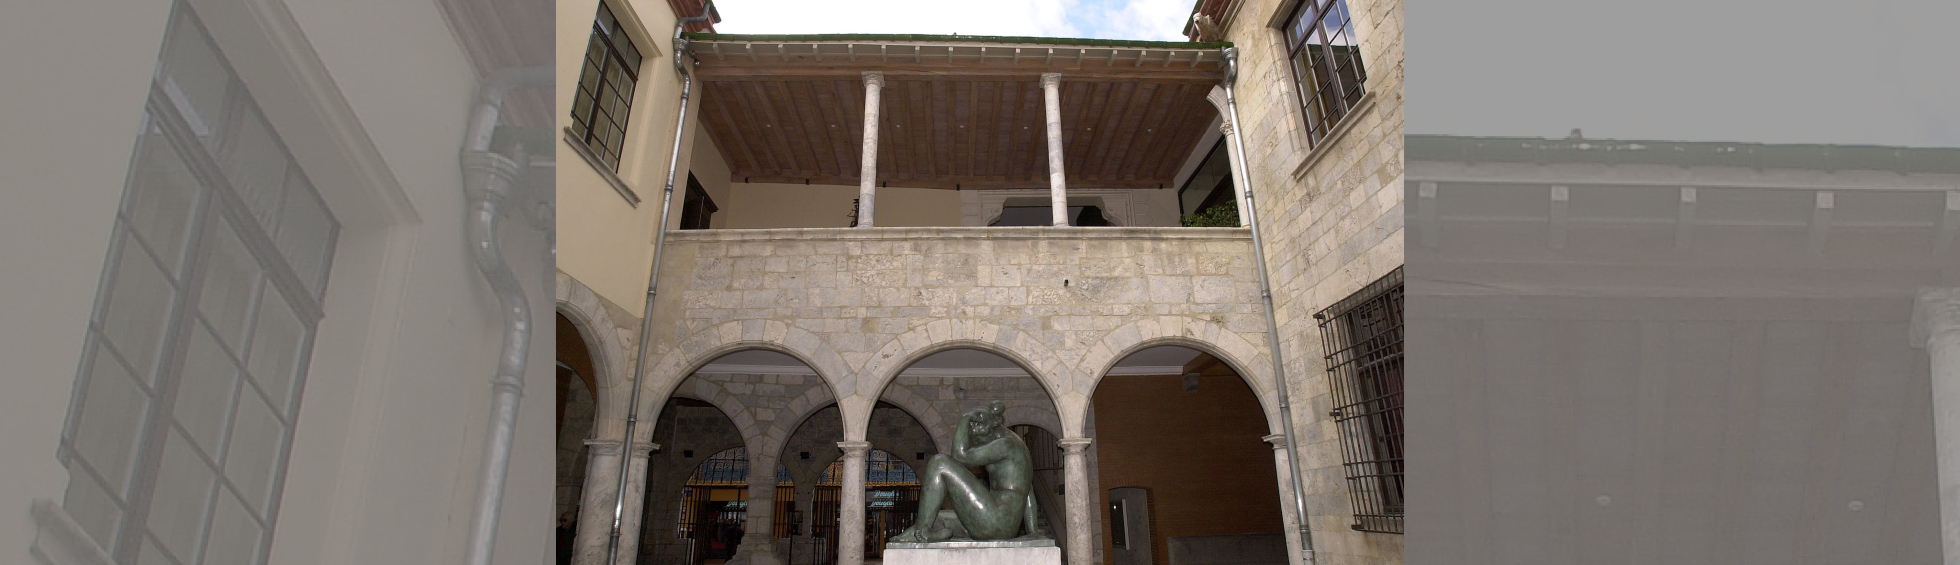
[
  {"left": 679, "top": 173, "right": 718, "bottom": 230},
  {"left": 569, "top": 1, "right": 644, "bottom": 172},
  {"left": 58, "top": 5, "right": 340, "bottom": 562},
  {"left": 1281, "top": 0, "right": 1368, "bottom": 150},
  {"left": 1314, "top": 266, "right": 1403, "bottom": 534}
]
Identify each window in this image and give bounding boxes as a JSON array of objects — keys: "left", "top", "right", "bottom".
[
  {"left": 679, "top": 174, "right": 718, "bottom": 230},
  {"left": 1314, "top": 267, "right": 1402, "bottom": 533},
  {"left": 1283, "top": 0, "right": 1367, "bottom": 148},
  {"left": 1177, "top": 139, "right": 1236, "bottom": 222},
  {"left": 569, "top": 1, "right": 643, "bottom": 171},
  {"left": 59, "top": 5, "right": 339, "bottom": 563}
]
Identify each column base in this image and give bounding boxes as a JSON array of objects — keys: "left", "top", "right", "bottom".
[{"left": 724, "top": 539, "right": 784, "bottom": 565}]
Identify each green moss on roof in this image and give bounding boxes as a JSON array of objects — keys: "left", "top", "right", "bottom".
[
  {"left": 1406, "top": 135, "right": 1960, "bottom": 174},
  {"left": 683, "top": 32, "right": 1229, "bottom": 49}
]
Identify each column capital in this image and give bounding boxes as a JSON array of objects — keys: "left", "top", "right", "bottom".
[
  {"left": 1911, "top": 287, "right": 1960, "bottom": 347},
  {"left": 1040, "top": 72, "right": 1063, "bottom": 88},
  {"left": 1260, "top": 433, "right": 1287, "bottom": 449},
  {"left": 584, "top": 439, "right": 659, "bottom": 457},
  {"left": 1057, "top": 437, "right": 1093, "bottom": 454},
  {"left": 862, "top": 70, "right": 884, "bottom": 88},
  {"left": 1219, "top": 120, "right": 1236, "bottom": 137},
  {"left": 837, "top": 440, "right": 873, "bottom": 456}
]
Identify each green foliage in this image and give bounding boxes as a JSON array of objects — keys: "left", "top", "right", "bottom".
[{"left": 1180, "top": 200, "right": 1239, "bottom": 227}]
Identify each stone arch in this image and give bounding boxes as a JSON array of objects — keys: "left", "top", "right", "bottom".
[
  {"left": 756, "top": 382, "right": 842, "bottom": 466},
  {"left": 1072, "top": 316, "right": 1282, "bottom": 437},
  {"left": 667, "top": 380, "right": 768, "bottom": 455},
  {"left": 555, "top": 273, "right": 631, "bottom": 438},
  {"left": 871, "top": 385, "right": 950, "bottom": 454},
  {"left": 1001, "top": 404, "right": 1064, "bottom": 438},
  {"left": 642, "top": 319, "right": 851, "bottom": 433},
  {"left": 859, "top": 319, "right": 1076, "bottom": 442},
  {"left": 862, "top": 405, "right": 939, "bottom": 468}
]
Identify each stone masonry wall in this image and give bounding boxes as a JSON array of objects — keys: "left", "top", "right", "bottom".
[
  {"left": 639, "top": 227, "right": 1285, "bottom": 445},
  {"left": 1221, "top": 0, "right": 1405, "bottom": 562}
]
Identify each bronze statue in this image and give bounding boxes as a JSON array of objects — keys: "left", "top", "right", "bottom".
[{"left": 890, "top": 401, "right": 1049, "bottom": 543}]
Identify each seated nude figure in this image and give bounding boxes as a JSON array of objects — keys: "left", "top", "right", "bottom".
[{"left": 890, "top": 401, "right": 1049, "bottom": 542}]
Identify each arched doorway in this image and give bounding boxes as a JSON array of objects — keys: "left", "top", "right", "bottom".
[
  {"left": 678, "top": 447, "right": 796, "bottom": 564},
  {"left": 812, "top": 449, "right": 920, "bottom": 562},
  {"left": 781, "top": 402, "right": 935, "bottom": 564},
  {"left": 641, "top": 347, "right": 841, "bottom": 565},
  {"left": 555, "top": 311, "right": 602, "bottom": 562},
  {"left": 1089, "top": 344, "right": 1285, "bottom": 565}
]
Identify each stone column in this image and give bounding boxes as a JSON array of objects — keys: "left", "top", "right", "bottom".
[
  {"left": 836, "top": 441, "right": 872, "bottom": 565},
  {"left": 1041, "top": 72, "right": 1069, "bottom": 226},
  {"left": 1219, "top": 120, "right": 1250, "bottom": 227},
  {"left": 856, "top": 71, "right": 884, "bottom": 228},
  {"left": 729, "top": 453, "right": 783, "bottom": 565},
  {"left": 1913, "top": 288, "right": 1960, "bottom": 564},
  {"left": 1203, "top": 86, "right": 1251, "bottom": 227},
  {"left": 1263, "top": 434, "right": 1307, "bottom": 565},
  {"left": 1058, "top": 437, "right": 1094, "bottom": 565},
  {"left": 791, "top": 483, "right": 817, "bottom": 565},
  {"left": 573, "top": 439, "right": 656, "bottom": 565}
]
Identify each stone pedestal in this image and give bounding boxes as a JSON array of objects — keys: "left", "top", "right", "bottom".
[{"left": 883, "top": 539, "right": 1062, "bottom": 565}]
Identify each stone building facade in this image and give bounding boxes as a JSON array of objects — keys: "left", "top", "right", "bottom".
[{"left": 554, "top": 1, "right": 1403, "bottom": 565}]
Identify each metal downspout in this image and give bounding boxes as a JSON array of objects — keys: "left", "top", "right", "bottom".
[
  {"left": 604, "top": 3, "right": 719, "bottom": 564},
  {"left": 1221, "top": 47, "right": 1317, "bottom": 565},
  {"left": 461, "top": 65, "right": 554, "bottom": 565}
]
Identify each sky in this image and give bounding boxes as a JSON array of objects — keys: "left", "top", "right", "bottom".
[
  {"left": 1408, "top": 0, "right": 1960, "bottom": 148},
  {"left": 710, "top": 0, "right": 1196, "bottom": 42}
]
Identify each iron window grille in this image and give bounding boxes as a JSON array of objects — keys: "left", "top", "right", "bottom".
[
  {"left": 1283, "top": 0, "right": 1368, "bottom": 149},
  {"left": 569, "top": 1, "right": 643, "bottom": 171},
  {"left": 59, "top": 4, "right": 340, "bottom": 563},
  {"left": 1315, "top": 267, "right": 1403, "bottom": 534}
]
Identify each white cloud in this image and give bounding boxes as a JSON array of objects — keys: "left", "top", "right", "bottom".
[{"left": 711, "top": 0, "right": 1192, "bottom": 42}]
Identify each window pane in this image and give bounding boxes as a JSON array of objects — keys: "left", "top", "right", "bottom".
[
  {"left": 572, "top": 89, "right": 595, "bottom": 126},
  {"left": 219, "top": 108, "right": 290, "bottom": 233},
  {"left": 616, "top": 76, "right": 636, "bottom": 103},
  {"left": 176, "top": 323, "right": 239, "bottom": 457},
  {"left": 275, "top": 173, "right": 336, "bottom": 298},
  {"left": 225, "top": 391, "right": 286, "bottom": 514},
  {"left": 159, "top": 14, "right": 231, "bottom": 140},
  {"left": 73, "top": 345, "right": 152, "bottom": 493},
  {"left": 102, "top": 233, "right": 179, "bottom": 383},
  {"left": 1287, "top": 3, "right": 1317, "bottom": 48},
  {"left": 203, "top": 489, "right": 263, "bottom": 565},
  {"left": 1321, "top": 1, "right": 1349, "bottom": 42},
  {"left": 123, "top": 134, "right": 204, "bottom": 274},
  {"left": 198, "top": 219, "right": 263, "bottom": 348},
  {"left": 149, "top": 430, "right": 215, "bottom": 560},
  {"left": 62, "top": 470, "right": 124, "bottom": 548},
  {"left": 617, "top": 37, "right": 641, "bottom": 74},
  {"left": 596, "top": 2, "right": 616, "bottom": 36},
  {"left": 580, "top": 59, "right": 602, "bottom": 94},
  {"left": 245, "top": 287, "right": 305, "bottom": 413}
]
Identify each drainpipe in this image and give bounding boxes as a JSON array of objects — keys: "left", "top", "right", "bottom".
[
  {"left": 1220, "top": 47, "right": 1317, "bottom": 565},
  {"left": 461, "top": 65, "right": 554, "bottom": 565},
  {"left": 605, "top": 3, "right": 719, "bottom": 564}
]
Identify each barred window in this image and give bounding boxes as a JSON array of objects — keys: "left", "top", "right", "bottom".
[
  {"left": 1283, "top": 0, "right": 1368, "bottom": 148},
  {"left": 569, "top": 1, "right": 643, "bottom": 171},
  {"left": 60, "top": 4, "right": 339, "bottom": 563},
  {"left": 1315, "top": 267, "right": 1403, "bottom": 533}
]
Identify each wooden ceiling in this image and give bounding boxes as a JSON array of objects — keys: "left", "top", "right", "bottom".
[{"left": 691, "top": 40, "right": 1226, "bottom": 190}]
